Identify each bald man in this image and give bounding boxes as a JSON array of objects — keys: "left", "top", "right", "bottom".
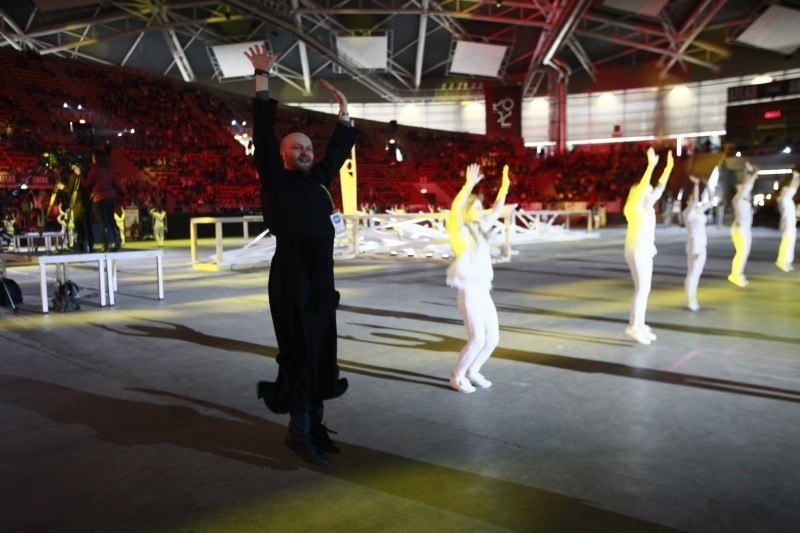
[{"left": 246, "top": 45, "right": 356, "bottom": 466}]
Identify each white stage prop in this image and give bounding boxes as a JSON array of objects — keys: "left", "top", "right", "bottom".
[{"left": 191, "top": 208, "right": 597, "bottom": 270}]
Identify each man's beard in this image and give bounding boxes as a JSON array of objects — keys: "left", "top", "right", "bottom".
[{"left": 294, "top": 159, "right": 312, "bottom": 173}]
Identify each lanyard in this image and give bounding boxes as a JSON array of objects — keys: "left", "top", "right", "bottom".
[{"left": 319, "top": 184, "right": 335, "bottom": 210}]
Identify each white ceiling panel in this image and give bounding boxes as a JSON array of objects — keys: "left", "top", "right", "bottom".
[
  {"left": 450, "top": 41, "right": 507, "bottom": 78},
  {"left": 736, "top": 5, "right": 800, "bottom": 55}
]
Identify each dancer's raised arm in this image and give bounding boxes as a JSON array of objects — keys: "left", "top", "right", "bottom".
[
  {"left": 448, "top": 163, "right": 482, "bottom": 257},
  {"left": 483, "top": 165, "right": 511, "bottom": 228}
]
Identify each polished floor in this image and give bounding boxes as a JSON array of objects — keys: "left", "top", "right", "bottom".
[{"left": 1, "top": 225, "right": 798, "bottom": 532}]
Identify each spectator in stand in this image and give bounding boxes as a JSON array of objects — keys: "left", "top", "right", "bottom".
[
  {"left": 623, "top": 147, "right": 674, "bottom": 345},
  {"left": 81, "top": 147, "right": 123, "bottom": 252},
  {"left": 728, "top": 162, "right": 757, "bottom": 287},
  {"left": 246, "top": 44, "right": 355, "bottom": 466},
  {"left": 775, "top": 169, "right": 799, "bottom": 272},
  {"left": 446, "top": 163, "right": 510, "bottom": 393}
]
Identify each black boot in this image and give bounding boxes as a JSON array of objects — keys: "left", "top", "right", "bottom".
[
  {"left": 311, "top": 423, "right": 341, "bottom": 454},
  {"left": 284, "top": 436, "right": 329, "bottom": 466}
]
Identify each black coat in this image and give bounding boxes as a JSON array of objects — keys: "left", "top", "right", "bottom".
[{"left": 253, "top": 97, "right": 356, "bottom": 413}]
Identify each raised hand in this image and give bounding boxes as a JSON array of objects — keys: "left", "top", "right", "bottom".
[
  {"left": 465, "top": 163, "right": 483, "bottom": 186},
  {"left": 646, "top": 146, "right": 659, "bottom": 167},
  {"left": 244, "top": 44, "right": 280, "bottom": 71},
  {"left": 319, "top": 79, "right": 348, "bottom": 114}
]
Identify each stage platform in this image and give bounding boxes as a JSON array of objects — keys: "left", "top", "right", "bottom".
[{"left": 0, "top": 226, "right": 798, "bottom": 531}]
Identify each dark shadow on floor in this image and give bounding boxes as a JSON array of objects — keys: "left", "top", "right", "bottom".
[
  {"left": 414, "top": 304, "right": 632, "bottom": 347},
  {"left": 338, "top": 303, "right": 460, "bottom": 326},
  {"left": 340, "top": 302, "right": 633, "bottom": 350},
  {"left": 0, "top": 374, "right": 681, "bottom": 532},
  {"left": 495, "top": 303, "right": 800, "bottom": 345},
  {"left": 92, "top": 319, "right": 277, "bottom": 358},
  {"left": 92, "top": 320, "right": 446, "bottom": 388},
  {"left": 90, "top": 318, "right": 799, "bottom": 402},
  {"left": 493, "top": 347, "right": 800, "bottom": 403},
  {"left": 341, "top": 323, "right": 463, "bottom": 352}
]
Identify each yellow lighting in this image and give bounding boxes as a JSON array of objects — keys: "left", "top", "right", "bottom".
[{"left": 333, "top": 264, "right": 386, "bottom": 274}]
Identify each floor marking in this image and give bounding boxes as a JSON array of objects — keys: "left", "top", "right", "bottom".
[{"left": 661, "top": 348, "right": 704, "bottom": 372}]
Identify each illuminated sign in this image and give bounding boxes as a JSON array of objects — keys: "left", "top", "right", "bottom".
[{"left": 763, "top": 110, "right": 782, "bottom": 119}]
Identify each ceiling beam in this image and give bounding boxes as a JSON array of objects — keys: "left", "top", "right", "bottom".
[
  {"left": 157, "top": 4, "right": 196, "bottom": 82},
  {"left": 0, "top": 6, "right": 29, "bottom": 50},
  {"left": 290, "top": 0, "right": 312, "bottom": 94},
  {"left": 523, "top": 0, "right": 593, "bottom": 95},
  {"left": 414, "top": 0, "right": 430, "bottom": 89},
  {"left": 567, "top": 38, "right": 595, "bottom": 81},
  {"left": 661, "top": 0, "right": 727, "bottom": 76},
  {"left": 579, "top": 31, "right": 720, "bottom": 71},
  {"left": 658, "top": 10, "right": 686, "bottom": 72},
  {"left": 231, "top": 0, "right": 402, "bottom": 101}
]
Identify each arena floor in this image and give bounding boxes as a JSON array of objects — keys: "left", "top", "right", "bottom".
[{"left": 1, "top": 224, "right": 798, "bottom": 532}]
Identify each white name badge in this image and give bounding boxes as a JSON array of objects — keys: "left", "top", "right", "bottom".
[{"left": 330, "top": 209, "right": 346, "bottom": 234}]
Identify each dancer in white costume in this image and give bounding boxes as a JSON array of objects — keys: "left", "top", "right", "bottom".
[
  {"left": 149, "top": 206, "right": 167, "bottom": 247},
  {"left": 728, "top": 162, "right": 757, "bottom": 287},
  {"left": 623, "top": 147, "right": 674, "bottom": 345},
  {"left": 775, "top": 170, "right": 799, "bottom": 272},
  {"left": 683, "top": 170, "right": 715, "bottom": 311},
  {"left": 446, "top": 163, "right": 510, "bottom": 393}
]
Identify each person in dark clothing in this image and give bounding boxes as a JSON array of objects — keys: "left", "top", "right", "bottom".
[
  {"left": 245, "top": 44, "right": 356, "bottom": 466},
  {"left": 82, "top": 149, "right": 123, "bottom": 252}
]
